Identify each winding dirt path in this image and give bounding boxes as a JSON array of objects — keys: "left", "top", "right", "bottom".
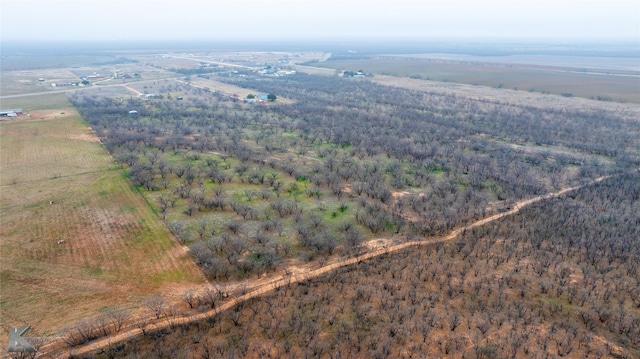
[{"left": 43, "top": 176, "right": 611, "bottom": 358}]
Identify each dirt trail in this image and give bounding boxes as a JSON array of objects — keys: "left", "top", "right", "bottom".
[
  {"left": 121, "top": 85, "right": 141, "bottom": 96},
  {"left": 43, "top": 176, "right": 611, "bottom": 358}
]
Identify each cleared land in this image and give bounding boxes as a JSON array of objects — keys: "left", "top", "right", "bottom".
[
  {"left": 125, "top": 51, "right": 324, "bottom": 74},
  {"left": 0, "top": 97, "right": 202, "bottom": 354},
  {"left": 371, "top": 75, "right": 640, "bottom": 119},
  {"left": 0, "top": 68, "right": 80, "bottom": 96},
  {"left": 393, "top": 53, "right": 640, "bottom": 72},
  {"left": 312, "top": 57, "right": 640, "bottom": 103},
  {"left": 0, "top": 60, "right": 176, "bottom": 97}
]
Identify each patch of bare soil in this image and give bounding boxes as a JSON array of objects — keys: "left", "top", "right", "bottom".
[
  {"left": 29, "top": 109, "right": 77, "bottom": 121},
  {"left": 364, "top": 238, "right": 394, "bottom": 251},
  {"left": 66, "top": 133, "right": 100, "bottom": 142},
  {"left": 183, "top": 78, "right": 295, "bottom": 105},
  {"left": 391, "top": 190, "right": 410, "bottom": 198}
]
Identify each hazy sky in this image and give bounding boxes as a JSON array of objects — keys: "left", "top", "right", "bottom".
[{"left": 2, "top": 0, "right": 639, "bottom": 42}]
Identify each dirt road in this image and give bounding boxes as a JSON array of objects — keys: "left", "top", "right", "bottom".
[{"left": 42, "top": 175, "right": 612, "bottom": 358}]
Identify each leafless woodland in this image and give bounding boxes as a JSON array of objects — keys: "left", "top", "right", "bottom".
[{"left": 64, "top": 71, "right": 640, "bottom": 358}]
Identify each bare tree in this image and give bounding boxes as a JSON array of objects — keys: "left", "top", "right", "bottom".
[
  {"left": 181, "top": 289, "right": 197, "bottom": 309},
  {"left": 144, "top": 295, "right": 166, "bottom": 319},
  {"left": 106, "top": 307, "right": 130, "bottom": 333}
]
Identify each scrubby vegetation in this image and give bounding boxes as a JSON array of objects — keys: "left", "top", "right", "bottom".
[
  {"left": 70, "top": 73, "right": 637, "bottom": 280},
  {"left": 63, "top": 71, "right": 640, "bottom": 356},
  {"left": 88, "top": 172, "right": 640, "bottom": 358}
]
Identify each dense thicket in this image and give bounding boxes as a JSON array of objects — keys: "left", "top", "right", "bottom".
[
  {"left": 92, "top": 172, "right": 640, "bottom": 358},
  {"left": 68, "top": 73, "right": 636, "bottom": 280}
]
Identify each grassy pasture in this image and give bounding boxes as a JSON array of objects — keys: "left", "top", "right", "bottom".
[
  {"left": 314, "top": 58, "right": 640, "bottom": 103},
  {"left": 0, "top": 102, "right": 202, "bottom": 345}
]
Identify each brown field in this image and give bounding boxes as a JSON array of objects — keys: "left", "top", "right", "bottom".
[
  {"left": 184, "top": 78, "right": 295, "bottom": 104},
  {"left": 0, "top": 100, "right": 202, "bottom": 354},
  {"left": 395, "top": 53, "right": 640, "bottom": 73},
  {"left": 313, "top": 57, "right": 640, "bottom": 103},
  {"left": 79, "top": 85, "right": 135, "bottom": 99},
  {"left": 0, "top": 92, "right": 72, "bottom": 112},
  {"left": 128, "top": 51, "right": 326, "bottom": 73},
  {"left": 115, "top": 64, "right": 177, "bottom": 83},
  {"left": 292, "top": 64, "right": 338, "bottom": 76},
  {"left": 0, "top": 68, "right": 81, "bottom": 96},
  {"left": 126, "top": 55, "right": 210, "bottom": 70},
  {"left": 371, "top": 75, "right": 640, "bottom": 120},
  {"left": 0, "top": 61, "right": 178, "bottom": 98},
  {"left": 179, "top": 77, "right": 254, "bottom": 97},
  {"left": 101, "top": 61, "right": 178, "bottom": 82}
]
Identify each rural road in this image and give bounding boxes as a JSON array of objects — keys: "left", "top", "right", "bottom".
[{"left": 42, "top": 174, "right": 612, "bottom": 358}]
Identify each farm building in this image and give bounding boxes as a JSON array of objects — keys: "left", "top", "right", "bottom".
[{"left": 0, "top": 108, "right": 23, "bottom": 117}]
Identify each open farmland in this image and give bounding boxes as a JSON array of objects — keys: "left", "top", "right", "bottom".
[
  {"left": 0, "top": 56, "right": 176, "bottom": 97},
  {"left": 0, "top": 98, "right": 202, "bottom": 353},
  {"left": 311, "top": 57, "right": 640, "bottom": 103},
  {"left": 0, "top": 68, "right": 82, "bottom": 96},
  {"left": 130, "top": 51, "right": 324, "bottom": 68}
]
